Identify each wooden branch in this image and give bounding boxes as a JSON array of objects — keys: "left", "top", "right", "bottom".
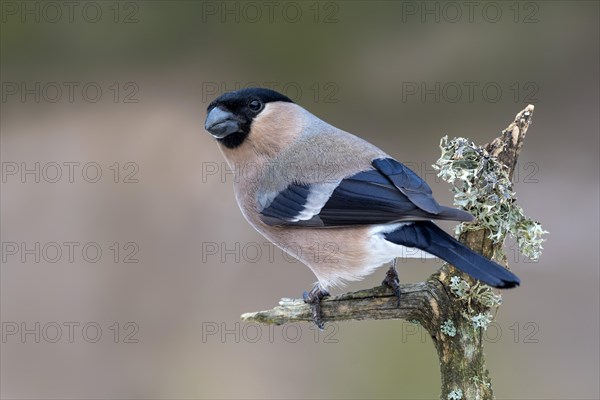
[
  {"left": 241, "top": 105, "right": 536, "bottom": 400},
  {"left": 433, "top": 105, "right": 534, "bottom": 399},
  {"left": 485, "top": 104, "right": 534, "bottom": 181},
  {"left": 242, "top": 281, "right": 445, "bottom": 331}
]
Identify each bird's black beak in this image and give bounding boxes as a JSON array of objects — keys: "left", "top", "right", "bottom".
[{"left": 205, "top": 107, "right": 240, "bottom": 139}]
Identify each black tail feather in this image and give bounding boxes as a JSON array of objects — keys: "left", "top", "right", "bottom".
[{"left": 384, "top": 221, "right": 520, "bottom": 289}]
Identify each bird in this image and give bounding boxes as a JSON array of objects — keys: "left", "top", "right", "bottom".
[{"left": 204, "top": 87, "right": 520, "bottom": 328}]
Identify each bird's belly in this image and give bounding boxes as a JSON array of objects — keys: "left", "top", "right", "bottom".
[
  {"left": 244, "top": 218, "right": 434, "bottom": 289},
  {"left": 253, "top": 224, "right": 375, "bottom": 288}
]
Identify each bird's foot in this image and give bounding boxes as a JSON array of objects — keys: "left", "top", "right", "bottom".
[
  {"left": 303, "top": 285, "right": 330, "bottom": 330},
  {"left": 382, "top": 262, "right": 401, "bottom": 307}
]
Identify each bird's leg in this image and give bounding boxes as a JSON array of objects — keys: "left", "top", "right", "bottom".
[
  {"left": 303, "top": 285, "right": 330, "bottom": 330},
  {"left": 382, "top": 258, "right": 401, "bottom": 307}
]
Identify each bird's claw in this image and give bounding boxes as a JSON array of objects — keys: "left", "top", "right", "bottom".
[
  {"left": 303, "top": 286, "right": 330, "bottom": 330},
  {"left": 382, "top": 262, "right": 401, "bottom": 307}
]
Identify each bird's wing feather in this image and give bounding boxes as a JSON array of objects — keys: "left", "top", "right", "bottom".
[
  {"left": 371, "top": 158, "right": 441, "bottom": 214},
  {"left": 259, "top": 157, "right": 473, "bottom": 227}
]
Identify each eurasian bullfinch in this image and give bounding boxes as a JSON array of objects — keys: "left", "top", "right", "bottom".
[{"left": 204, "top": 88, "right": 520, "bottom": 328}]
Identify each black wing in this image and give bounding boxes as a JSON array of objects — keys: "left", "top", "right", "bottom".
[{"left": 259, "top": 157, "right": 473, "bottom": 227}]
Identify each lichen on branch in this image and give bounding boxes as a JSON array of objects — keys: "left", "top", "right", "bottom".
[{"left": 434, "top": 135, "right": 548, "bottom": 261}]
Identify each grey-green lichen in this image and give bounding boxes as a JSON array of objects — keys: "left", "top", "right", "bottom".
[
  {"left": 449, "top": 276, "right": 470, "bottom": 298},
  {"left": 470, "top": 281, "right": 503, "bottom": 309},
  {"left": 449, "top": 276, "right": 502, "bottom": 311},
  {"left": 434, "top": 136, "right": 548, "bottom": 261},
  {"left": 471, "top": 313, "right": 493, "bottom": 330},
  {"left": 447, "top": 389, "right": 463, "bottom": 400},
  {"left": 471, "top": 375, "right": 491, "bottom": 388},
  {"left": 441, "top": 319, "right": 457, "bottom": 337}
]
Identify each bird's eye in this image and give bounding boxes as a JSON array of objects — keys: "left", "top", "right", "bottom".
[{"left": 248, "top": 99, "right": 263, "bottom": 112}]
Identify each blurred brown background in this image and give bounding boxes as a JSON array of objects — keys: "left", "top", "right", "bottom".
[{"left": 1, "top": 1, "right": 598, "bottom": 399}]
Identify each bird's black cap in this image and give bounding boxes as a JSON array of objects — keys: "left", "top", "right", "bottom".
[
  {"left": 207, "top": 87, "right": 293, "bottom": 112},
  {"left": 205, "top": 88, "right": 294, "bottom": 148}
]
